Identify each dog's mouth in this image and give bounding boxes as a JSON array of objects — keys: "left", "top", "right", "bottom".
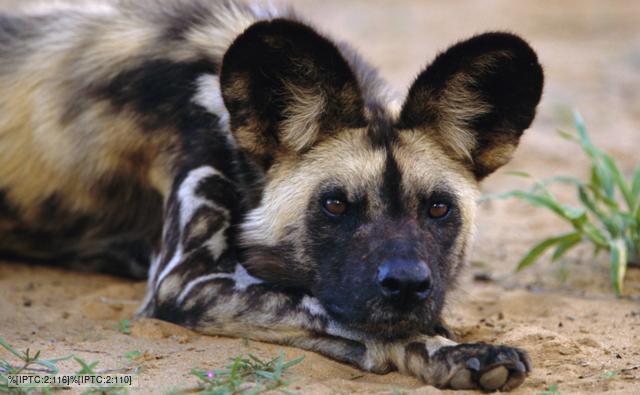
[{"left": 324, "top": 300, "right": 436, "bottom": 340}]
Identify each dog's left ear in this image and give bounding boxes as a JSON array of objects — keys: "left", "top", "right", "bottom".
[
  {"left": 398, "top": 32, "right": 544, "bottom": 179},
  {"left": 220, "top": 19, "right": 366, "bottom": 169}
]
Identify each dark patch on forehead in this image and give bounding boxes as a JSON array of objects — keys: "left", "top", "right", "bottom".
[
  {"left": 380, "top": 152, "right": 404, "bottom": 218},
  {"left": 366, "top": 104, "right": 397, "bottom": 149},
  {"left": 364, "top": 105, "right": 404, "bottom": 217}
]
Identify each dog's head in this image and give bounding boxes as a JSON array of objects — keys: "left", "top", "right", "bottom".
[{"left": 220, "top": 20, "right": 543, "bottom": 337}]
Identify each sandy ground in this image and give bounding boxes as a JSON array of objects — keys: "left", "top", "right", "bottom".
[{"left": 1, "top": 0, "right": 640, "bottom": 394}]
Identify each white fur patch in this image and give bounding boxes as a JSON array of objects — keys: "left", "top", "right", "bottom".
[
  {"left": 300, "top": 295, "right": 326, "bottom": 317},
  {"left": 193, "top": 74, "right": 229, "bottom": 123},
  {"left": 177, "top": 263, "right": 263, "bottom": 304},
  {"left": 177, "top": 166, "right": 230, "bottom": 230},
  {"left": 203, "top": 227, "right": 228, "bottom": 261},
  {"left": 155, "top": 244, "right": 184, "bottom": 291},
  {"left": 177, "top": 166, "right": 232, "bottom": 261}
]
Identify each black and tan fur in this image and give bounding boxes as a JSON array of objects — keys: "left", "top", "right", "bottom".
[{"left": 0, "top": 0, "right": 543, "bottom": 390}]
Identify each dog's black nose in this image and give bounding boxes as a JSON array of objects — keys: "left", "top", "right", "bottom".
[{"left": 377, "top": 260, "right": 432, "bottom": 304}]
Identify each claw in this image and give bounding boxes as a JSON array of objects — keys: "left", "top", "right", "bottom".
[
  {"left": 514, "top": 361, "right": 526, "bottom": 373},
  {"left": 466, "top": 357, "right": 480, "bottom": 371}
]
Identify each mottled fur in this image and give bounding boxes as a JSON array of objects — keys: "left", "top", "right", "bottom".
[{"left": 0, "top": 0, "right": 542, "bottom": 390}]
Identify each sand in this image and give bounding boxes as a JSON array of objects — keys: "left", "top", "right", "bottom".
[{"left": 1, "top": 0, "right": 639, "bottom": 393}]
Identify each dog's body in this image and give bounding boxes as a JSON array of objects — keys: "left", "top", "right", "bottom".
[{"left": 0, "top": 0, "right": 543, "bottom": 390}]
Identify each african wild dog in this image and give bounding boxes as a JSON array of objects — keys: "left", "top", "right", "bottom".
[{"left": 0, "top": 0, "right": 543, "bottom": 390}]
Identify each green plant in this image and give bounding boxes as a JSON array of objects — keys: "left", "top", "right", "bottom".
[
  {"left": 1, "top": 338, "right": 134, "bottom": 394},
  {"left": 485, "top": 111, "right": 639, "bottom": 295},
  {"left": 117, "top": 319, "right": 131, "bottom": 335},
  {"left": 184, "top": 352, "right": 304, "bottom": 395},
  {"left": 1, "top": 337, "right": 72, "bottom": 394}
]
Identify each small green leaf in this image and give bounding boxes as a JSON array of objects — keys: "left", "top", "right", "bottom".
[
  {"left": 118, "top": 319, "right": 131, "bottom": 335},
  {"left": 556, "top": 128, "right": 578, "bottom": 142},
  {"left": 124, "top": 350, "right": 142, "bottom": 360},
  {"left": 517, "top": 233, "right": 582, "bottom": 270},
  {"left": 573, "top": 111, "right": 586, "bottom": 133}
]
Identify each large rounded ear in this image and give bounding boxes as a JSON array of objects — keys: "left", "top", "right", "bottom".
[
  {"left": 398, "top": 32, "right": 544, "bottom": 180},
  {"left": 220, "top": 19, "right": 366, "bottom": 168}
]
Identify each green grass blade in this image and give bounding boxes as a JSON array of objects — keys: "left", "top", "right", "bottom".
[
  {"left": 593, "top": 160, "right": 616, "bottom": 200},
  {"left": 48, "top": 354, "right": 74, "bottom": 363},
  {"left": 273, "top": 352, "right": 284, "bottom": 380},
  {"left": 551, "top": 233, "right": 583, "bottom": 261},
  {"left": 489, "top": 190, "right": 568, "bottom": 218},
  {"left": 488, "top": 189, "right": 590, "bottom": 229},
  {"left": 573, "top": 111, "right": 590, "bottom": 146},
  {"left": 255, "top": 370, "right": 276, "bottom": 381},
  {"left": 609, "top": 239, "right": 628, "bottom": 296},
  {"left": 0, "top": 338, "right": 25, "bottom": 360},
  {"left": 600, "top": 153, "right": 634, "bottom": 210},
  {"left": 631, "top": 165, "right": 640, "bottom": 212},
  {"left": 586, "top": 183, "right": 618, "bottom": 209},
  {"left": 281, "top": 356, "right": 304, "bottom": 370},
  {"left": 505, "top": 170, "right": 532, "bottom": 178},
  {"left": 578, "top": 186, "right": 609, "bottom": 223},
  {"left": 517, "top": 233, "right": 582, "bottom": 270},
  {"left": 530, "top": 176, "right": 583, "bottom": 196},
  {"left": 34, "top": 359, "right": 59, "bottom": 374},
  {"left": 73, "top": 356, "right": 98, "bottom": 374},
  {"left": 581, "top": 222, "right": 610, "bottom": 247}
]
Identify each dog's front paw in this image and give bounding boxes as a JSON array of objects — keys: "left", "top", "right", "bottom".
[{"left": 433, "top": 343, "right": 531, "bottom": 391}]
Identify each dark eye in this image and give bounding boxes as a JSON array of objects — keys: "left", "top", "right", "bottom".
[
  {"left": 323, "top": 198, "right": 348, "bottom": 216},
  {"left": 428, "top": 202, "right": 450, "bottom": 219}
]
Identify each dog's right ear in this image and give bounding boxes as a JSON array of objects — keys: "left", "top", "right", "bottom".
[
  {"left": 220, "top": 19, "right": 366, "bottom": 169},
  {"left": 398, "top": 32, "right": 544, "bottom": 180}
]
